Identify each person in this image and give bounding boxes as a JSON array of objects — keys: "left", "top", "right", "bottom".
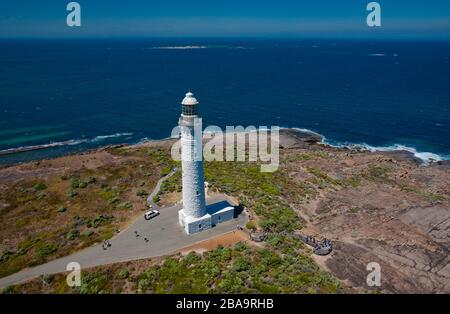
[
  {"left": 134, "top": 230, "right": 139, "bottom": 237},
  {"left": 144, "top": 237, "right": 149, "bottom": 243}
]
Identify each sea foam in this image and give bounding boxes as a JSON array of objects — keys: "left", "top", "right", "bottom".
[
  {"left": 0, "top": 133, "right": 133, "bottom": 156},
  {"left": 323, "top": 139, "right": 447, "bottom": 164},
  {"left": 91, "top": 133, "right": 133, "bottom": 142},
  {"left": 289, "top": 127, "right": 448, "bottom": 164}
]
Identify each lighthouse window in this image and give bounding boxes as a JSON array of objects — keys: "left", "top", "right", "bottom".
[
  {"left": 196, "top": 190, "right": 199, "bottom": 196},
  {"left": 182, "top": 104, "right": 197, "bottom": 116}
]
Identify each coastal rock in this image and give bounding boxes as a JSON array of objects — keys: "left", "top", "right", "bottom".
[{"left": 279, "top": 129, "right": 323, "bottom": 149}]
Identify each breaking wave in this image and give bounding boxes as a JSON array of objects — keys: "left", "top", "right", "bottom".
[
  {"left": 323, "top": 139, "right": 448, "bottom": 164},
  {"left": 290, "top": 128, "right": 448, "bottom": 164},
  {"left": 91, "top": 132, "right": 133, "bottom": 142},
  {"left": 0, "top": 132, "right": 133, "bottom": 156}
]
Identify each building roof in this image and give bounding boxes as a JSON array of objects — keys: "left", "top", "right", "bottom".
[
  {"left": 181, "top": 91, "right": 199, "bottom": 105},
  {"left": 206, "top": 200, "right": 234, "bottom": 215}
]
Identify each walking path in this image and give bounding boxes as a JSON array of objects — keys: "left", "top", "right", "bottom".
[
  {"left": 146, "top": 167, "right": 178, "bottom": 209},
  {"left": 0, "top": 168, "right": 247, "bottom": 289}
]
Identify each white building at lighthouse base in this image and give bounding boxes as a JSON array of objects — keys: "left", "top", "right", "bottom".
[
  {"left": 178, "top": 201, "right": 235, "bottom": 235},
  {"left": 178, "top": 211, "right": 212, "bottom": 235}
]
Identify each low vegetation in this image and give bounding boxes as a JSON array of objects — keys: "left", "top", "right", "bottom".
[
  {"left": 5, "top": 239, "right": 343, "bottom": 294},
  {"left": 2, "top": 133, "right": 446, "bottom": 293},
  {"left": 0, "top": 145, "right": 175, "bottom": 278}
]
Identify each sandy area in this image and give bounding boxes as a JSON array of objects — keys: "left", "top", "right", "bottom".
[{"left": 179, "top": 230, "right": 251, "bottom": 255}]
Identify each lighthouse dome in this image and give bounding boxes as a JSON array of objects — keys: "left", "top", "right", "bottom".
[{"left": 181, "top": 91, "right": 199, "bottom": 105}]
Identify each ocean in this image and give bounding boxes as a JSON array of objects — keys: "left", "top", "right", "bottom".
[{"left": 0, "top": 38, "right": 449, "bottom": 165}]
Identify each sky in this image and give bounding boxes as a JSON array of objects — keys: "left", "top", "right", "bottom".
[{"left": 0, "top": 0, "right": 449, "bottom": 39}]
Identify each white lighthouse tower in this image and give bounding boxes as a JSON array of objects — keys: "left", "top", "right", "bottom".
[{"left": 178, "top": 91, "right": 211, "bottom": 234}]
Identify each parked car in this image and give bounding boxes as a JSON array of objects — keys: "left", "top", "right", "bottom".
[{"left": 144, "top": 209, "right": 160, "bottom": 220}]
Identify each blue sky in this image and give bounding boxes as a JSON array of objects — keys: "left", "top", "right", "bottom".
[{"left": 1, "top": 0, "right": 449, "bottom": 38}]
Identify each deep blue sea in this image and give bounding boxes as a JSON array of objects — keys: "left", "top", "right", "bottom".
[{"left": 0, "top": 39, "right": 449, "bottom": 165}]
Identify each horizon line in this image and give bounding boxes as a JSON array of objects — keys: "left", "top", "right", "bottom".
[{"left": 1, "top": 36, "right": 450, "bottom": 41}]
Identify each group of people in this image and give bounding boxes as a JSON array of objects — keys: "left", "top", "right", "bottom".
[
  {"left": 304, "top": 235, "right": 332, "bottom": 249},
  {"left": 305, "top": 235, "right": 317, "bottom": 245},
  {"left": 102, "top": 240, "right": 111, "bottom": 250},
  {"left": 313, "top": 238, "right": 333, "bottom": 256},
  {"left": 134, "top": 230, "right": 150, "bottom": 243},
  {"left": 320, "top": 238, "right": 332, "bottom": 249},
  {"left": 101, "top": 230, "right": 151, "bottom": 251}
]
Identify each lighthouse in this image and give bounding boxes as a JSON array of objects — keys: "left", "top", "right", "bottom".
[
  {"left": 177, "top": 91, "right": 236, "bottom": 234},
  {"left": 178, "top": 91, "right": 210, "bottom": 234}
]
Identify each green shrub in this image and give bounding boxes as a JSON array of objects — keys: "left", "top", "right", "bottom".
[
  {"left": 33, "top": 182, "right": 47, "bottom": 191},
  {"left": 109, "top": 196, "right": 119, "bottom": 204},
  {"left": 66, "top": 230, "right": 80, "bottom": 240},
  {"left": 36, "top": 192, "right": 47, "bottom": 199},
  {"left": 90, "top": 215, "right": 112, "bottom": 228},
  {"left": 0, "top": 250, "right": 14, "bottom": 263},
  {"left": 138, "top": 278, "right": 150, "bottom": 292},
  {"left": 67, "top": 190, "right": 78, "bottom": 198},
  {"left": 152, "top": 195, "right": 160, "bottom": 203},
  {"left": 119, "top": 202, "right": 132, "bottom": 210},
  {"left": 161, "top": 166, "right": 172, "bottom": 177},
  {"left": 15, "top": 217, "right": 30, "bottom": 228},
  {"left": 36, "top": 243, "right": 57, "bottom": 258},
  {"left": 136, "top": 189, "right": 147, "bottom": 197},
  {"left": 17, "top": 238, "right": 39, "bottom": 255},
  {"left": 82, "top": 230, "right": 94, "bottom": 237},
  {"left": 1, "top": 285, "right": 20, "bottom": 294},
  {"left": 70, "top": 177, "right": 81, "bottom": 189},
  {"left": 365, "top": 165, "right": 391, "bottom": 180},
  {"left": 78, "top": 272, "right": 108, "bottom": 294},
  {"left": 42, "top": 274, "right": 54, "bottom": 284},
  {"left": 245, "top": 221, "right": 257, "bottom": 231},
  {"left": 232, "top": 257, "right": 250, "bottom": 272},
  {"left": 58, "top": 207, "right": 67, "bottom": 213},
  {"left": 233, "top": 242, "right": 248, "bottom": 252},
  {"left": 117, "top": 268, "right": 130, "bottom": 279},
  {"left": 185, "top": 251, "right": 201, "bottom": 265}
]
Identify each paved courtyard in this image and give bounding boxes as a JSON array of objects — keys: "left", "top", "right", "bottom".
[{"left": 0, "top": 194, "right": 247, "bottom": 288}]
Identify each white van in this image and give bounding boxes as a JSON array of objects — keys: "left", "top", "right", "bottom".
[{"left": 144, "top": 209, "right": 159, "bottom": 220}]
